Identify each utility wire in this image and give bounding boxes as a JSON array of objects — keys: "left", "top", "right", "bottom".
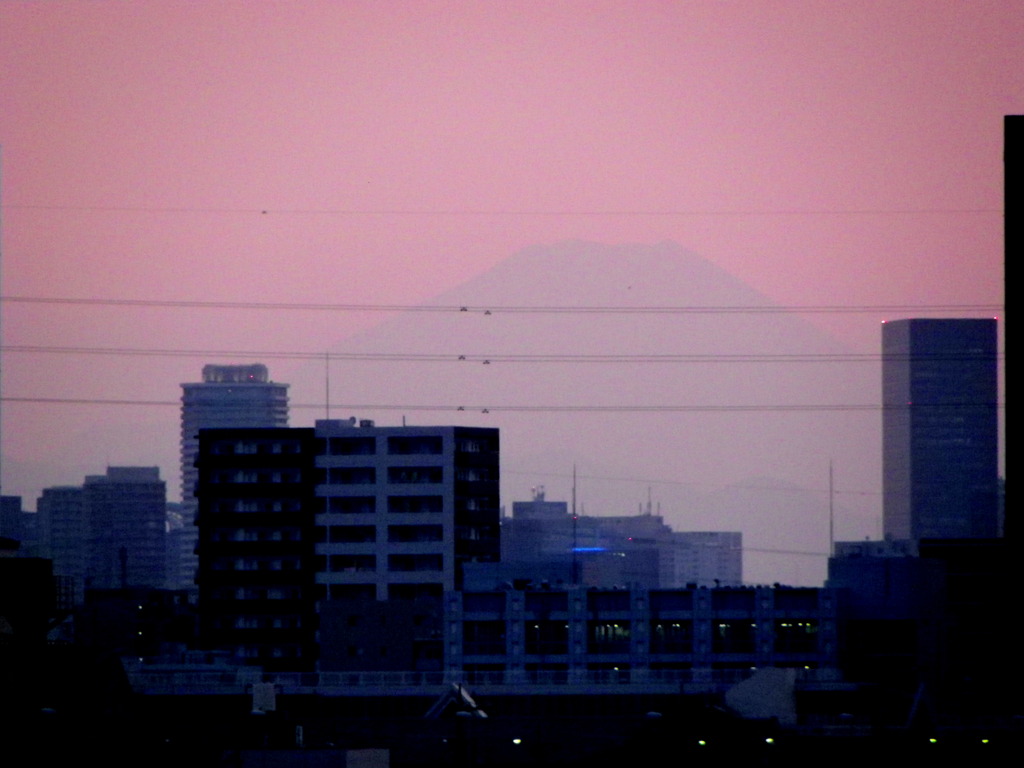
[
  {"left": 502, "top": 468, "right": 881, "bottom": 498},
  {"left": 1, "top": 203, "right": 1003, "bottom": 216},
  {"left": 0, "top": 295, "right": 1003, "bottom": 315},
  {"left": 0, "top": 344, "right": 1005, "bottom": 364},
  {"left": 0, "top": 396, "right": 1001, "bottom": 412}
]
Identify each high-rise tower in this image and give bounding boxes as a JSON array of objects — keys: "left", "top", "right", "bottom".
[
  {"left": 177, "top": 364, "right": 289, "bottom": 589},
  {"left": 882, "top": 319, "right": 999, "bottom": 540},
  {"left": 83, "top": 467, "right": 167, "bottom": 590},
  {"left": 39, "top": 467, "right": 166, "bottom": 598}
]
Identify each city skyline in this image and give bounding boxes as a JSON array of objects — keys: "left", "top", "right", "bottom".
[{"left": 0, "top": 3, "right": 1011, "bottom": 585}]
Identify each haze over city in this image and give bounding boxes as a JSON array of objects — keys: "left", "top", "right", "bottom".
[{"left": 0, "top": 2, "right": 1010, "bottom": 586}]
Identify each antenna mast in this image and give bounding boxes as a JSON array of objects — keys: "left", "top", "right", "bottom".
[
  {"left": 829, "top": 460, "right": 835, "bottom": 557},
  {"left": 572, "top": 464, "right": 578, "bottom": 586},
  {"left": 325, "top": 352, "right": 330, "bottom": 419},
  {"left": 0, "top": 146, "right": 4, "bottom": 495}
]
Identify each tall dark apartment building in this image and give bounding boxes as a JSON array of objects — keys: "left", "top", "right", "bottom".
[
  {"left": 194, "top": 419, "right": 501, "bottom": 670},
  {"left": 882, "top": 318, "right": 999, "bottom": 540},
  {"left": 195, "top": 428, "right": 321, "bottom": 671}
]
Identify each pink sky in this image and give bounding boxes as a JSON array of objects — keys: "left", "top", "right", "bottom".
[{"left": 0, "top": 2, "right": 1012, "bottom": 580}]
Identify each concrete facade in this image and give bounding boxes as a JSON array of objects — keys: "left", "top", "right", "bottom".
[
  {"left": 444, "top": 585, "right": 838, "bottom": 683},
  {"left": 314, "top": 419, "right": 500, "bottom": 602}
]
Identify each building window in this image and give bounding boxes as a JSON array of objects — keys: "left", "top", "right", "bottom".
[
  {"left": 388, "top": 436, "right": 443, "bottom": 455},
  {"left": 587, "top": 622, "right": 631, "bottom": 654},
  {"left": 328, "top": 525, "right": 376, "bottom": 544},
  {"left": 266, "top": 588, "right": 300, "bottom": 600},
  {"left": 526, "top": 621, "right": 569, "bottom": 655},
  {"left": 388, "top": 496, "right": 443, "bottom": 514},
  {"left": 388, "top": 524, "right": 444, "bottom": 543},
  {"left": 650, "top": 621, "right": 693, "bottom": 653},
  {"left": 387, "top": 466, "right": 443, "bottom": 484},
  {"left": 329, "top": 554, "right": 376, "bottom": 572},
  {"left": 455, "top": 467, "right": 495, "bottom": 483},
  {"left": 713, "top": 621, "right": 757, "bottom": 653},
  {"left": 329, "top": 584, "right": 375, "bottom": 600},
  {"left": 213, "top": 469, "right": 302, "bottom": 484},
  {"left": 327, "top": 496, "right": 375, "bottom": 514},
  {"left": 330, "top": 437, "right": 376, "bottom": 455},
  {"left": 388, "top": 583, "right": 442, "bottom": 600},
  {"left": 464, "top": 621, "right": 506, "bottom": 655},
  {"left": 774, "top": 620, "right": 818, "bottom": 653},
  {"left": 456, "top": 437, "right": 497, "bottom": 455},
  {"left": 388, "top": 554, "right": 443, "bottom": 572},
  {"left": 328, "top": 467, "right": 376, "bottom": 484}
]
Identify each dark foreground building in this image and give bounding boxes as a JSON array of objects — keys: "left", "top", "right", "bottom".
[
  {"left": 195, "top": 420, "right": 501, "bottom": 671},
  {"left": 195, "top": 427, "right": 321, "bottom": 671}
]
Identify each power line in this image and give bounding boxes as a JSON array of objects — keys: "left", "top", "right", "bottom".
[
  {"left": 0, "top": 396, "right": 1001, "bottom": 413},
  {"left": 0, "top": 295, "right": 1004, "bottom": 315},
  {"left": 1, "top": 203, "right": 1003, "bottom": 217},
  {"left": 502, "top": 468, "right": 882, "bottom": 498},
  {"left": 743, "top": 547, "right": 828, "bottom": 559},
  {"left": 0, "top": 344, "right": 1005, "bottom": 364}
]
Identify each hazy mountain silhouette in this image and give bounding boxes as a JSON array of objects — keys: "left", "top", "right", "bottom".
[{"left": 323, "top": 240, "right": 882, "bottom": 585}]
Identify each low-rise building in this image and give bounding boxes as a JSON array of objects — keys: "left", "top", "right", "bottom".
[{"left": 445, "top": 584, "right": 838, "bottom": 683}]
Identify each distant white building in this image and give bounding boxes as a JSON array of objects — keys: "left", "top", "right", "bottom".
[
  {"left": 498, "top": 488, "right": 742, "bottom": 589},
  {"left": 663, "top": 531, "right": 742, "bottom": 587}
]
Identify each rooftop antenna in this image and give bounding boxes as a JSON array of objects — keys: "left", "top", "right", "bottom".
[
  {"left": 829, "top": 460, "right": 835, "bottom": 558},
  {"left": 572, "top": 464, "right": 578, "bottom": 586},
  {"left": 572, "top": 465, "right": 577, "bottom": 518},
  {"left": 324, "top": 352, "right": 331, "bottom": 420},
  {"left": 0, "top": 145, "right": 4, "bottom": 495}
]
